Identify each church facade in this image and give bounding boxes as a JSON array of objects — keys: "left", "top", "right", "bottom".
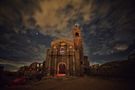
[{"left": 45, "top": 24, "right": 89, "bottom": 76}]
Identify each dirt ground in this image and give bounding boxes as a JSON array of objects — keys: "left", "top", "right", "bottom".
[{"left": 7, "top": 76, "right": 135, "bottom": 90}]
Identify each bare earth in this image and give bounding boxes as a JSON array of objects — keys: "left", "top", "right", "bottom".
[{"left": 8, "top": 76, "right": 135, "bottom": 90}]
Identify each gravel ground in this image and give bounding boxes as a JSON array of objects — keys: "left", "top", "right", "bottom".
[{"left": 7, "top": 76, "right": 135, "bottom": 90}]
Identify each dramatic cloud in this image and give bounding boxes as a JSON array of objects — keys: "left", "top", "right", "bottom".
[
  {"left": 113, "top": 43, "right": 128, "bottom": 51},
  {"left": 81, "top": 0, "right": 135, "bottom": 63},
  {"left": 0, "top": 0, "right": 135, "bottom": 70},
  {"left": 0, "top": 0, "right": 42, "bottom": 27},
  {"left": 34, "top": 0, "right": 95, "bottom": 38}
]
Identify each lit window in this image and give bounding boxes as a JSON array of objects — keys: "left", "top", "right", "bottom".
[
  {"left": 37, "top": 64, "right": 39, "bottom": 67},
  {"left": 69, "top": 46, "right": 72, "bottom": 48},
  {"left": 40, "top": 64, "right": 43, "bottom": 67},
  {"left": 53, "top": 46, "right": 56, "bottom": 49}
]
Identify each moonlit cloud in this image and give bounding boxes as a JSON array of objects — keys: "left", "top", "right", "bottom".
[
  {"left": 114, "top": 44, "right": 128, "bottom": 51},
  {"left": 34, "top": 0, "right": 95, "bottom": 38},
  {"left": 0, "top": 0, "right": 135, "bottom": 71}
]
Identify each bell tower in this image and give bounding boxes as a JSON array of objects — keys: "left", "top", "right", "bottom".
[
  {"left": 72, "top": 24, "right": 84, "bottom": 75},
  {"left": 72, "top": 24, "right": 83, "bottom": 50}
]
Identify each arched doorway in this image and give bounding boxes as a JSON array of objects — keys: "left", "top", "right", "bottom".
[
  {"left": 57, "top": 62, "right": 66, "bottom": 76},
  {"left": 59, "top": 64, "right": 66, "bottom": 74}
]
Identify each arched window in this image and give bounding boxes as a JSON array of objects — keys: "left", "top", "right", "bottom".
[{"left": 75, "top": 32, "right": 79, "bottom": 37}]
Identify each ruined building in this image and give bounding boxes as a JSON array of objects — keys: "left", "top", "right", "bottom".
[
  {"left": 45, "top": 24, "right": 89, "bottom": 76},
  {"left": 18, "top": 62, "right": 44, "bottom": 76}
]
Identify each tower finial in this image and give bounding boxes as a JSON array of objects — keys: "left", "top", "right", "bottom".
[
  {"left": 74, "top": 23, "right": 80, "bottom": 28},
  {"left": 73, "top": 23, "right": 80, "bottom": 30}
]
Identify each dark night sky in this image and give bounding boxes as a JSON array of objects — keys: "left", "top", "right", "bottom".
[{"left": 0, "top": 0, "right": 135, "bottom": 71}]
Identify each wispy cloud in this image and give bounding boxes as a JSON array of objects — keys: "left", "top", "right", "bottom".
[{"left": 34, "top": 0, "right": 95, "bottom": 38}]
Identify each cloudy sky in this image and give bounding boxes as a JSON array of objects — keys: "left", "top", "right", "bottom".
[{"left": 0, "top": 0, "right": 135, "bottom": 71}]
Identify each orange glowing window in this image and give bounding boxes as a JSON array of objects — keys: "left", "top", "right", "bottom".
[
  {"left": 53, "top": 46, "right": 56, "bottom": 49},
  {"left": 69, "top": 46, "right": 72, "bottom": 48}
]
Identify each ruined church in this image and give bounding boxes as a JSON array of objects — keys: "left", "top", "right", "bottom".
[{"left": 45, "top": 24, "right": 89, "bottom": 76}]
